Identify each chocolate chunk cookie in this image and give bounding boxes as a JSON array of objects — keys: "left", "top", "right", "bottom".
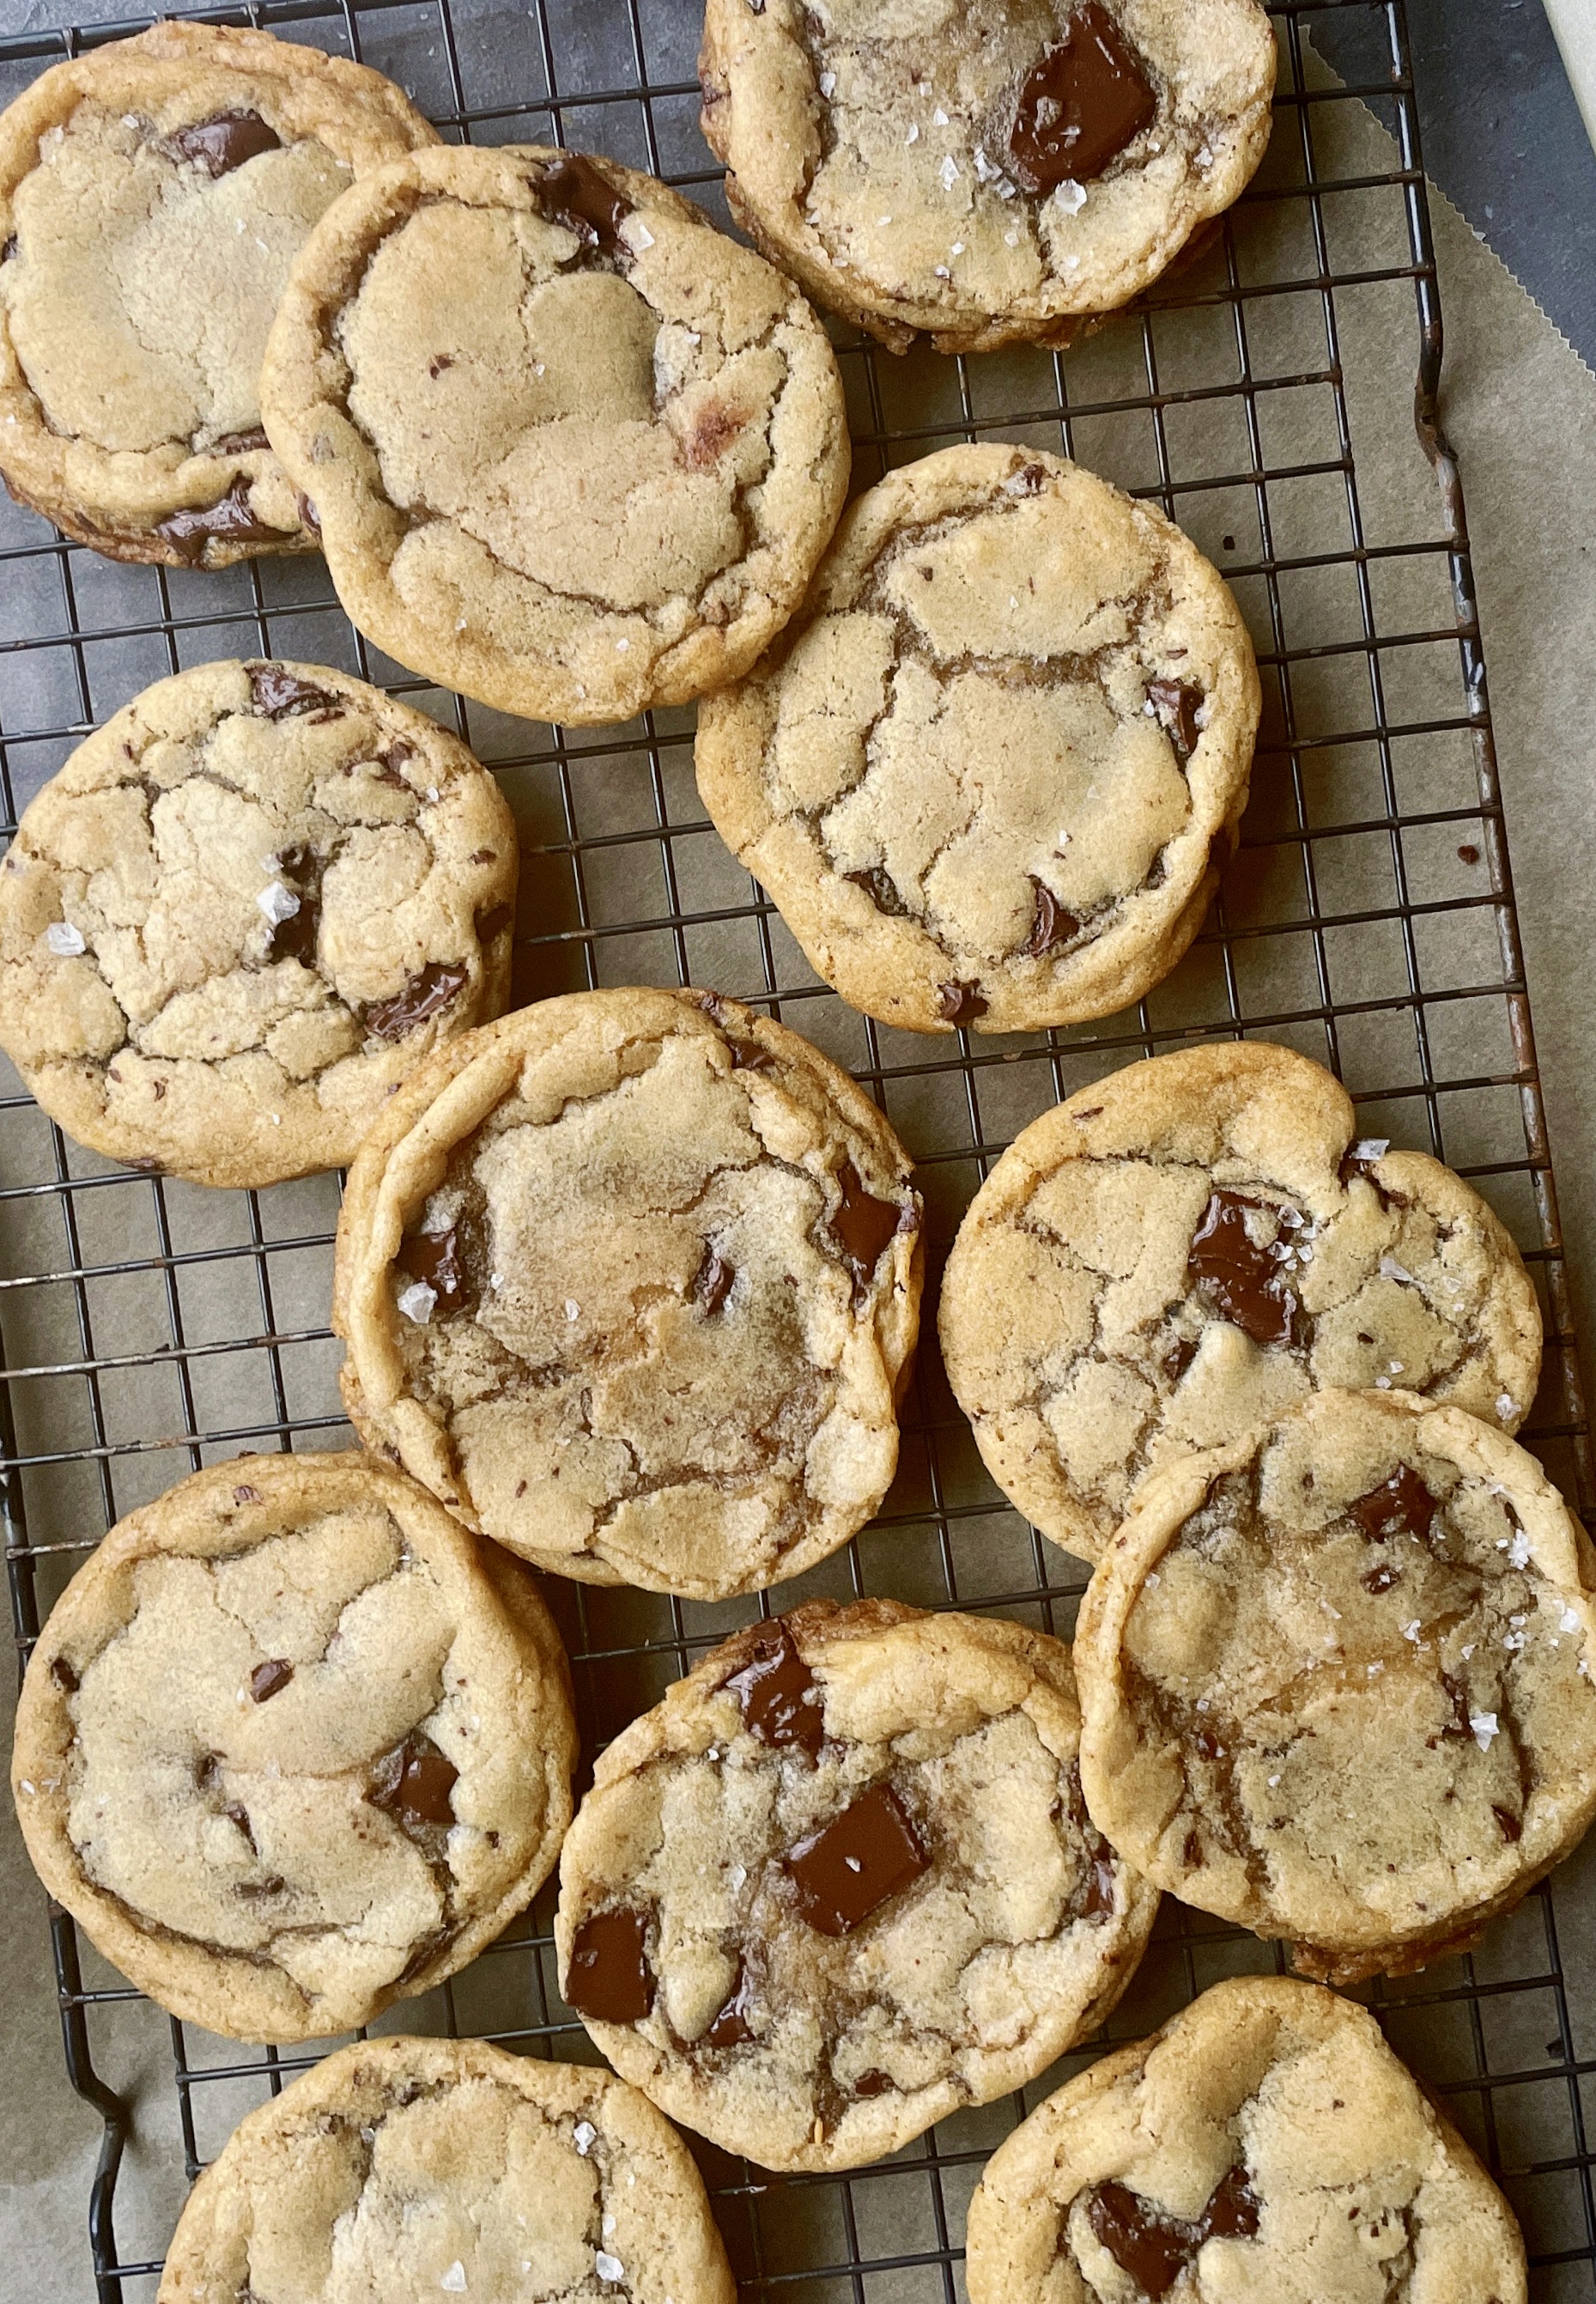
[
  {"left": 0, "top": 23, "right": 434, "bottom": 565},
  {"left": 333, "top": 988, "right": 923, "bottom": 1601},
  {"left": 1075, "top": 1388, "right": 1596, "bottom": 1983},
  {"left": 695, "top": 445, "right": 1259, "bottom": 1034},
  {"left": 259, "top": 142, "right": 850, "bottom": 725},
  {"left": 11, "top": 1452, "right": 575, "bottom": 2042},
  {"left": 940, "top": 1042, "right": 1543, "bottom": 1559},
  {"left": 699, "top": 0, "right": 1277, "bottom": 354},
  {"left": 0, "top": 659, "right": 518, "bottom": 1189},
  {"left": 155, "top": 2035, "right": 737, "bottom": 2304},
  {"left": 966, "top": 1974, "right": 1526, "bottom": 2304},
  {"left": 555, "top": 1599, "right": 1158, "bottom": 2172}
]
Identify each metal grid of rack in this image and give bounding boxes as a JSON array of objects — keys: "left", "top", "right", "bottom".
[{"left": 3, "top": 0, "right": 1594, "bottom": 2295}]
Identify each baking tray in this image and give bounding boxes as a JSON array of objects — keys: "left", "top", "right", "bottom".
[{"left": 3, "top": 0, "right": 1594, "bottom": 2295}]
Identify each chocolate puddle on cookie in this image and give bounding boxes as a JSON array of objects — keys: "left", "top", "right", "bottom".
[
  {"left": 1084, "top": 2164, "right": 1259, "bottom": 2298},
  {"left": 1188, "top": 1191, "right": 1307, "bottom": 1347},
  {"left": 1002, "top": 2, "right": 1157, "bottom": 193},
  {"left": 157, "top": 477, "right": 285, "bottom": 563},
  {"left": 723, "top": 1621, "right": 825, "bottom": 1757}
]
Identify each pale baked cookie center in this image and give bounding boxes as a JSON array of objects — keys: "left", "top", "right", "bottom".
[
  {"left": 5, "top": 106, "right": 349, "bottom": 453},
  {"left": 61, "top": 1505, "right": 481, "bottom": 1997},
  {"left": 337, "top": 168, "right": 786, "bottom": 614}
]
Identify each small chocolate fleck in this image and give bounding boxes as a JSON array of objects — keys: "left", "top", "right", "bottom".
[
  {"left": 369, "top": 1735, "right": 458, "bottom": 1828},
  {"left": 379, "top": 739, "right": 416, "bottom": 782},
  {"left": 247, "top": 663, "right": 339, "bottom": 720},
  {"left": 295, "top": 489, "right": 320, "bottom": 538},
  {"left": 49, "top": 1655, "right": 79, "bottom": 1693},
  {"left": 1017, "top": 878, "right": 1079, "bottom": 957},
  {"left": 938, "top": 978, "right": 988, "bottom": 1024},
  {"left": 1188, "top": 1191, "right": 1301, "bottom": 1347},
  {"left": 208, "top": 426, "right": 270, "bottom": 456},
  {"left": 1, "top": 236, "right": 16, "bottom": 264},
  {"left": 730, "top": 1037, "right": 773, "bottom": 1070},
  {"left": 844, "top": 864, "right": 910, "bottom": 918},
  {"left": 233, "top": 1481, "right": 260, "bottom": 1506},
  {"left": 784, "top": 1782, "right": 929, "bottom": 1936},
  {"left": 724, "top": 1621, "right": 823, "bottom": 1757},
  {"left": 537, "top": 152, "right": 633, "bottom": 252},
  {"left": 236, "top": 1873, "right": 287, "bottom": 1899},
  {"left": 221, "top": 1802, "right": 256, "bottom": 1851},
  {"left": 1162, "top": 1337, "right": 1197, "bottom": 1383},
  {"left": 157, "top": 477, "right": 282, "bottom": 563},
  {"left": 470, "top": 850, "right": 498, "bottom": 867},
  {"left": 1360, "top": 1561, "right": 1400, "bottom": 1595},
  {"left": 249, "top": 1657, "right": 294, "bottom": 1703},
  {"left": 1493, "top": 1804, "right": 1523, "bottom": 1844},
  {"left": 693, "top": 1249, "right": 735, "bottom": 1316},
  {"left": 704, "top": 1960, "right": 756, "bottom": 2047},
  {"left": 1146, "top": 677, "right": 1204, "bottom": 762},
  {"left": 1347, "top": 1465, "right": 1435, "bottom": 1545},
  {"left": 1004, "top": 3, "right": 1156, "bottom": 193},
  {"left": 167, "top": 109, "right": 282, "bottom": 179},
  {"left": 566, "top": 1906, "right": 655, "bottom": 2022},
  {"left": 428, "top": 353, "right": 455, "bottom": 378},
  {"left": 265, "top": 841, "right": 321, "bottom": 969},
  {"left": 853, "top": 2068, "right": 893, "bottom": 2096},
  {"left": 364, "top": 962, "right": 469, "bottom": 1042},
  {"left": 398, "top": 1225, "right": 470, "bottom": 1312},
  {"left": 827, "top": 1161, "right": 907, "bottom": 1296},
  {"left": 1458, "top": 843, "right": 1481, "bottom": 866},
  {"left": 1081, "top": 1849, "right": 1117, "bottom": 1918}
]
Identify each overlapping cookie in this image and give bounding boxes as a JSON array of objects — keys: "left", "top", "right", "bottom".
[{"left": 941, "top": 1042, "right": 1543, "bottom": 1558}]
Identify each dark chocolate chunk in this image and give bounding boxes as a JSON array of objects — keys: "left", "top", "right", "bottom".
[
  {"left": 398, "top": 1225, "right": 471, "bottom": 1312},
  {"left": 784, "top": 1781, "right": 929, "bottom": 1936},
  {"left": 704, "top": 1961, "right": 756, "bottom": 2047},
  {"left": 249, "top": 1657, "right": 294, "bottom": 1703},
  {"left": 380, "top": 739, "right": 416, "bottom": 780},
  {"left": 167, "top": 109, "right": 282, "bottom": 179},
  {"left": 247, "top": 664, "right": 340, "bottom": 720},
  {"left": 1360, "top": 1561, "right": 1400, "bottom": 1596},
  {"left": 370, "top": 1736, "right": 458, "bottom": 1828},
  {"left": 428, "top": 353, "right": 455, "bottom": 378},
  {"left": 364, "top": 962, "right": 470, "bottom": 1042},
  {"left": 844, "top": 865, "right": 910, "bottom": 918},
  {"left": 730, "top": 1037, "right": 772, "bottom": 1069},
  {"left": 1187, "top": 1191, "right": 1300, "bottom": 1347},
  {"left": 938, "top": 978, "right": 988, "bottom": 1024},
  {"left": 476, "top": 903, "right": 513, "bottom": 943},
  {"left": 1200, "top": 2164, "right": 1261, "bottom": 2243},
  {"left": 1018, "top": 877, "right": 1080, "bottom": 957},
  {"left": 537, "top": 152, "right": 633, "bottom": 252},
  {"left": 1085, "top": 2161, "right": 1258, "bottom": 2299},
  {"left": 828, "top": 1160, "right": 906, "bottom": 1295},
  {"left": 1004, "top": 3, "right": 1156, "bottom": 192},
  {"left": 49, "top": 1654, "right": 79, "bottom": 1693},
  {"left": 196, "top": 1751, "right": 222, "bottom": 1793},
  {"left": 566, "top": 1906, "right": 655, "bottom": 2022},
  {"left": 1081, "top": 1849, "right": 1117, "bottom": 1918},
  {"left": 1162, "top": 1338, "right": 1196, "bottom": 1383},
  {"left": 724, "top": 1621, "right": 823, "bottom": 1757},
  {"left": 693, "top": 1249, "right": 735, "bottom": 1316},
  {"left": 208, "top": 426, "right": 270, "bottom": 456},
  {"left": 1346, "top": 1466, "right": 1435, "bottom": 1546},
  {"left": 1147, "top": 677, "right": 1204, "bottom": 762},
  {"left": 265, "top": 842, "right": 322, "bottom": 969},
  {"left": 157, "top": 477, "right": 282, "bottom": 563}
]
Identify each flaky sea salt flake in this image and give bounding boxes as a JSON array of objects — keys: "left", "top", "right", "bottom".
[
  {"left": 1470, "top": 1711, "right": 1499, "bottom": 1750},
  {"left": 45, "top": 921, "right": 85, "bottom": 956}
]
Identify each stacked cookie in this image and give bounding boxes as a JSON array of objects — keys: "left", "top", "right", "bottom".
[{"left": 0, "top": 9, "right": 1569, "bottom": 2301}]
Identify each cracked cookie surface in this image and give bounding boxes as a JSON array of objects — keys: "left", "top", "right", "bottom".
[
  {"left": 11, "top": 1452, "right": 575, "bottom": 2043},
  {"left": 699, "top": 0, "right": 1277, "bottom": 354},
  {"left": 333, "top": 987, "right": 923, "bottom": 1601},
  {"left": 696, "top": 445, "right": 1259, "bottom": 1034},
  {"left": 0, "top": 658, "right": 518, "bottom": 1188},
  {"left": 965, "top": 1974, "right": 1526, "bottom": 2304},
  {"left": 940, "top": 1042, "right": 1544, "bottom": 1559},
  {"left": 259, "top": 142, "right": 851, "bottom": 725},
  {"left": 1074, "top": 1388, "right": 1596, "bottom": 1983},
  {"left": 155, "top": 2034, "right": 737, "bottom": 2304},
  {"left": 555, "top": 1599, "right": 1158, "bottom": 2173},
  {"left": 0, "top": 22, "right": 434, "bottom": 565}
]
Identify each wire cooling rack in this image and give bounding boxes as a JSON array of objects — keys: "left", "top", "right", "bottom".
[{"left": 3, "top": 0, "right": 1595, "bottom": 2295}]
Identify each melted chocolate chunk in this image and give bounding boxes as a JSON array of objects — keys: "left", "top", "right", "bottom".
[
  {"left": 566, "top": 1906, "right": 655, "bottom": 2022},
  {"left": 49, "top": 1655, "right": 78, "bottom": 1693},
  {"left": 1086, "top": 2162, "right": 1259, "bottom": 2298},
  {"left": 693, "top": 1249, "right": 735, "bottom": 1316},
  {"left": 247, "top": 663, "right": 339, "bottom": 720},
  {"left": 364, "top": 962, "right": 469, "bottom": 1043},
  {"left": 265, "top": 842, "right": 322, "bottom": 968},
  {"left": 398, "top": 1224, "right": 471, "bottom": 1312},
  {"left": 369, "top": 1736, "right": 458, "bottom": 1828},
  {"left": 1346, "top": 1465, "right": 1435, "bottom": 1546},
  {"left": 157, "top": 477, "right": 282, "bottom": 563},
  {"left": 784, "top": 1782, "right": 928, "bottom": 1936},
  {"left": 704, "top": 1961, "right": 756, "bottom": 2047},
  {"left": 1188, "top": 1192, "right": 1301, "bottom": 1347},
  {"left": 167, "top": 109, "right": 282, "bottom": 178},
  {"left": 1147, "top": 677, "right": 1204, "bottom": 762},
  {"left": 295, "top": 489, "right": 321, "bottom": 538},
  {"left": 853, "top": 2068, "right": 893, "bottom": 2096},
  {"left": 828, "top": 1161, "right": 906, "bottom": 1296},
  {"left": 844, "top": 865, "right": 910, "bottom": 918},
  {"left": 537, "top": 152, "right": 633, "bottom": 252},
  {"left": 476, "top": 903, "right": 513, "bottom": 944},
  {"left": 938, "top": 978, "right": 989, "bottom": 1024},
  {"left": 1018, "top": 877, "right": 1080, "bottom": 957},
  {"left": 1494, "top": 1804, "right": 1523, "bottom": 1844},
  {"left": 723, "top": 1621, "right": 823, "bottom": 1757},
  {"left": 1081, "top": 1849, "right": 1118, "bottom": 1918},
  {"left": 1004, "top": 3, "right": 1157, "bottom": 192},
  {"left": 249, "top": 1657, "right": 294, "bottom": 1703},
  {"left": 1162, "top": 1337, "right": 1197, "bottom": 1383},
  {"left": 208, "top": 426, "right": 270, "bottom": 456},
  {"left": 730, "top": 1037, "right": 772, "bottom": 1070}
]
